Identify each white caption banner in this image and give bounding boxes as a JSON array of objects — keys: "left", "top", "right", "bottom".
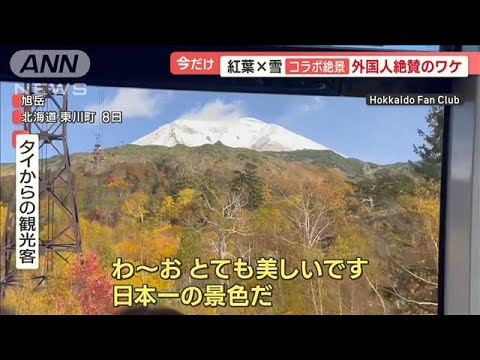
[
  {"left": 16, "top": 134, "right": 39, "bottom": 270},
  {"left": 220, "top": 55, "right": 469, "bottom": 78}
]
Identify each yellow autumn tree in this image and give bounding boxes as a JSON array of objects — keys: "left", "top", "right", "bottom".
[
  {"left": 122, "top": 191, "right": 149, "bottom": 225},
  {"left": 3, "top": 261, "right": 83, "bottom": 315},
  {"left": 177, "top": 188, "right": 196, "bottom": 208},
  {"left": 398, "top": 195, "right": 439, "bottom": 269},
  {"left": 79, "top": 218, "right": 115, "bottom": 265},
  {"left": 105, "top": 177, "right": 129, "bottom": 192},
  {"left": 160, "top": 188, "right": 197, "bottom": 223},
  {"left": 161, "top": 195, "right": 178, "bottom": 222},
  {"left": 326, "top": 224, "right": 374, "bottom": 315},
  {"left": 116, "top": 226, "right": 179, "bottom": 265},
  {"left": 115, "top": 225, "right": 180, "bottom": 289},
  {"left": 388, "top": 192, "right": 440, "bottom": 313},
  {"left": 0, "top": 202, "right": 7, "bottom": 243}
]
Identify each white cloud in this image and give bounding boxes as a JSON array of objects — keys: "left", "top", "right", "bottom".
[
  {"left": 178, "top": 99, "right": 246, "bottom": 122},
  {"left": 301, "top": 96, "right": 324, "bottom": 112},
  {"left": 277, "top": 96, "right": 326, "bottom": 126},
  {"left": 88, "top": 88, "right": 173, "bottom": 120}
]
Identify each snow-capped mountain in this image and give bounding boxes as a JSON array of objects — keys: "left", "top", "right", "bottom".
[{"left": 133, "top": 117, "right": 343, "bottom": 155}]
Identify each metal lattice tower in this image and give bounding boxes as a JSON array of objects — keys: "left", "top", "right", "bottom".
[
  {"left": 92, "top": 132, "right": 105, "bottom": 172},
  {"left": 92, "top": 87, "right": 106, "bottom": 172},
  {"left": 0, "top": 83, "right": 82, "bottom": 302}
]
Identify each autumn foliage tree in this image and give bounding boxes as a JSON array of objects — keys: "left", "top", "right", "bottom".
[
  {"left": 157, "top": 188, "right": 197, "bottom": 224},
  {"left": 68, "top": 252, "right": 115, "bottom": 314},
  {"left": 388, "top": 188, "right": 440, "bottom": 314},
  {"left": 0, "top": 202, "right": 7, "bottom": 244},
  {"left": 115, "top": 226, "right": 180, "bottom": 289},
  {"left": 122, "top": 191, "right": 149, "bottom": 225},
  {"left": 0, "top": 139, "right": 444, "bottom": 315},
  {"left": 3, "top": 252, "right": 115, "bottom": 315}
]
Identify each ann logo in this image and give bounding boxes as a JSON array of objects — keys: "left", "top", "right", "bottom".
[
  {"left": 20, "top": 54, "right": 79, "bottom": 74},
  {"left": 10, "top": 50, "right": 90, "bottom": 78}
]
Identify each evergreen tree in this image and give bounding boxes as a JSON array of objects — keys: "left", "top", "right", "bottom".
[
  {"left": 413, "top": 105, "right": 444, "bottom": 180},
  {"left": 230, "top": 162, "right": 264, "bottom": 209}
]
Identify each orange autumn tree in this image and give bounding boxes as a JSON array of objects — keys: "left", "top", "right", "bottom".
[{"left": 115, "top": 226, "right": 181, "bottom": 289}]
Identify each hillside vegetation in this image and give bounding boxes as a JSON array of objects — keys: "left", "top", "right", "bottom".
[{"left": 0, "top": 144, "right": 439, "bottom": 314}]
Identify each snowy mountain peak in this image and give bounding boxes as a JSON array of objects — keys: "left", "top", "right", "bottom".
[{"left": 133, "top": 117, "right": 344, "bottom": 155}]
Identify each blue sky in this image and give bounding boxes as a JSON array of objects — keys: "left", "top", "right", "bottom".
[{"left": 1, "top": 81, "right": 431, "bottom": 165}]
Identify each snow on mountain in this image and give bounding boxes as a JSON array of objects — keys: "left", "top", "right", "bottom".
[{"left": 132, "top": 117, "right": 344, "bottom": 155}]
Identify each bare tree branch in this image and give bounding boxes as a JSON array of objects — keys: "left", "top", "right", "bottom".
[
  {"left": 366, "top": 275, "right": 386, "bottom": 314},
  {"left": 280, "top": 184, "right": 338, "bottom": 249},
  {"left": 200, "top": 181, "right": 252, "bottom": 259},
  {"left": 391, "top": 257, "right": 438, "bottom": 286},
  {"left": 385, "top": 287, "right": 438, "bottom": 307}
]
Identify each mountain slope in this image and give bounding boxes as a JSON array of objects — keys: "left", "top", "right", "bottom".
[
  {"left": 0, "top": 144, "right": 417, "bottom": 182},
  {"left": 133, "top": 117, "right": 343, "bottom": 155}
]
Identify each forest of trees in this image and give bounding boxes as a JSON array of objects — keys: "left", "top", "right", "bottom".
[{"left": 0, "top": 106, "right": 443, "bottom": 315}]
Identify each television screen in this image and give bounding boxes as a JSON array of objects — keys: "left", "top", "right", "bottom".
[{"left": 0, "top": 81, "right": 443, "bottom": 315}]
